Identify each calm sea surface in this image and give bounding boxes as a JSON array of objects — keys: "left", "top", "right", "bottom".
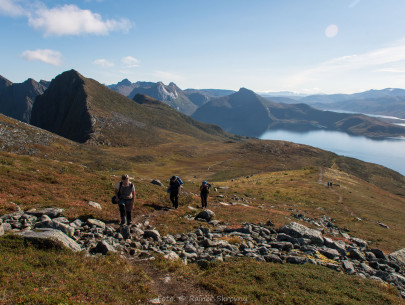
[{"left": 260, "top": 129, "right": 405, "bottom": 176}]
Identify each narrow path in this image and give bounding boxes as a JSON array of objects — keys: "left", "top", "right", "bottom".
[
  {"left": 133, "top": 260, "right": 218, "bottom": 305},
  {"left": 318, "top": 167, "right": 343, "bottom": 203}
]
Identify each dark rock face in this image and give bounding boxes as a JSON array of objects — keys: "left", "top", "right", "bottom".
[
  {"left": 0, "top": 78, "right": 47, "bottom": 123},
  {"left": 30, "top": 70, "right": 93, "bottom": 143},
  {"left": 192, "top": 88, "right": 273, "bottom": 137}
]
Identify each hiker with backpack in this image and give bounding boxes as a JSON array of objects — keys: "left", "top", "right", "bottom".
[
  {"left": 200, "top": 181, "right": 211, "bottom": 208},
  {"left": 168, "top": 176, "right": 182, "bottom": 209},
  {"left": 114, "top": 174, "right": 135, "bottom": 226}
]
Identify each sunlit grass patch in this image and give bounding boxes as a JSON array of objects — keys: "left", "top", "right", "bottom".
[{"left": 0, "top": 235, "right": 152, "bottom": 304}]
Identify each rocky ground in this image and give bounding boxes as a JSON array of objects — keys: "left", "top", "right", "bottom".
[{"left": 1, "top": 205, "right": 405, "bottom": 303}]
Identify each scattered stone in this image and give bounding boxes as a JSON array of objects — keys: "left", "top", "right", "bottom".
[
  {"left": 195, "top": 209, "right": 215, "bottom": 222},
  {"left": 151, "top": 180, "right": 163, "bottom": 186},
  {"left": 144, "top": 230, "right": 161, "bottom": 241},
  {"left": 370, "top": 248, "right": 388, "bottom": 260},
  {"left": 264, "top": 254, "right": 283, "bottom": 264},
  {"left": 351, "top": 237, "right": 368, "bottom": 249},
  {"left": 342, "top": 260, "right": 356, "bottom": 274},
  {"left": 389, "top": 248, "right": 405, "bottom": 266},
  {"left": 286, "top": 256, "right": 307, "bottom": 264},
  {"left": 88, "top": 201, "right": 102, "bottom": 210},
  {"left": 26, "top": 208, "right": 64, "bottom": 218},
  {"left": 279, "top": 222, "right": 324, "bottom": 246},
  {"left": 120, "top": 226, "right": 131, "bottom": 240},
  {"left": 0, "top": 221, "right": 4, "bottom": 237},
  {"left": 319, "top": 248, "right": 340, "bottom": 259},
  {"left": 87, "top": 219, "right": 106, "bottom": 229},
  {"left": 349, "top": 248, "right": 366, "bottom": 261},
  {"left": 18, "top": 228, "right": 81, "bottom": 252},
  {"left": 164, "top": 251, "right": 180, "bottom": 261},
  {"left": 53, "top": 217, "right": 69, "bottom": 224},
  {"left": 92, "top": 241, "right": 116, "bottom": 255},
  {"left": 377, "top": 222, "right": 390, "bottom": 229}
]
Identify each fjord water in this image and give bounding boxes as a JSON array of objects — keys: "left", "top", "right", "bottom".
[{"left": 260, "top": 129, "right": 405, "bottom": 175}]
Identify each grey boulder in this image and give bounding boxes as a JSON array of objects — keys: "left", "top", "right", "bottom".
[
  {"left": 279, "top": 222, "right": 324, "bottom": 246},
  {"left": 195, "top": 209, "right": 215, "bottom": 222},
  {"left": 389, "top": 248, "right": 405, "bottom": 266},
  {"left": 18, "top": 228, "right": 81, "bottom": 252}
]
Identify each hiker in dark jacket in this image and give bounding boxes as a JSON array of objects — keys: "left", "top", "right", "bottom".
[
  {"left": 200, "top": 181, "right": 210, "bottom": 208},
  {"left": 115, "top": 174, "right": 135, "bottom": 225},
  {"left": 168, "top": 176, "right": 181, "bottom": 209}
]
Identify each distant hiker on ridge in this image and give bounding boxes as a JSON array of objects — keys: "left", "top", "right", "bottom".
[
  {"left": 168, "top": 175, "right": 182, "bottom": 209},
  {"left": 200, "top": 181, "right": 211, "bottom": 208},
  {"left": 114, "top": 174, "right": 135, "bottom": 226}
]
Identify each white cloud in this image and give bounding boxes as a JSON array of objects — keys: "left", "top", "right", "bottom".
[
  {"left": 27, "top": 4, "right": 132, "bottom": 36},
  {"left": 21, "top": 49, "right": 62, "bottom": 65},
  {"left": 121, "top": 56, "right": 139, "bottom": 68},
  {"left": 0, "top": 0, "right": 27, "bottom": 16},
  {"left": 93, "top": 58, "right": 114, "bottom": 67}
]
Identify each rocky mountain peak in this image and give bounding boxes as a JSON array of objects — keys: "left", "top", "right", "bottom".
[
  {"left": 117, "top": 78, "right": 132, "bottom": 86},
  {"left": 0, "top": 75, "right": 13, "bottom": 90}
]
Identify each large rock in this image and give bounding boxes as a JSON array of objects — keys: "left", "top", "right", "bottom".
[
  {"left": 341, "top": 260, "right": 356, "bottom": 274},
  {"left": 151, "top": 179, "right": 163, "bottom": 186},
  {"left": 324, "top": 237, "right": 347, "bottom": 256},
  {"left": 286, "top": 256, "right": 307, "bottom": 264},
  {"left": 52, "top": 222, "right": 75, "bottom": 237},
  {"left": 143, "top": 230, "right": 161, "bottom": 241},
  {"left": 92, "top": 241, "right": 116, "bottom": 255},
  {"left": 195, "top": 209, "right": 215, "bottom": 222},
  {"left": 351, "top": 237, "right": 368, "bottom": 249},
  {"left": 264, "top": 254, "right": 283, "bottom": 264},
  {"left": 164, "top": 251, "right": 180, "bottom": 261},
  {"left": 26, "top": 208, "right": 64, "bottom": 218},
  {"left": 87, "top": 219, "right": 106, "bottom": 229},
  {"left": 319, "top": 248, "right": 340, "bottom": 259},
  {"left": 18, "top": 228, "right": 81, "bottom": 252},
  {"left": 370, "top": 248, "right": 388, "bottom": 260},
  {"left": 279, "top": 222, "right": 324, "bottom": 246},
  {"left": 88, "top": 201, "right": 102, "bottom": 210},
  {"left": 389, "top": 248, "right": 405, "bottom": 266}
]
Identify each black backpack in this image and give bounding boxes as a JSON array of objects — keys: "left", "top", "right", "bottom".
[{"left": 111, "top": 182, "right": 123, "bottom": 204}]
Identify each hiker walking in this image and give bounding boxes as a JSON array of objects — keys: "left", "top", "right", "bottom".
[
  {"left": 168, "top": 176, "right": 182, "bottom": 209},
  {"left": 200, "top": 181, "right": 210, "bottom": 208},
  {"left": 114, "top": 174, "right": 135, "bottom": 225}
]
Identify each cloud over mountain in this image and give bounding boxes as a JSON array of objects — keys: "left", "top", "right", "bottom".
[
  {"left": 1, "top": 1, "right": 132, "bottom": 36},
  {"left": 28, "top": 4, "right": 131, "bottom": 36},
  {"left": 21, "top": 49, "right": 62, "bottom": 66}
]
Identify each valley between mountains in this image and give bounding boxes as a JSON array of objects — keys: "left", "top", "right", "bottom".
[{"left": 1, "top": 70, "right": 405, "bottom": 304}]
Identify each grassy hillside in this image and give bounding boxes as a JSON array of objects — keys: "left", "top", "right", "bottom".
[{"left": 1, "top": 107, "right": 405, "bottom": 303}]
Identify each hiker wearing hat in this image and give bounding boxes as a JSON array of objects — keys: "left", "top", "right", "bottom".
[
  {"left": 168, "top": 176, "right": 182, "bottom": 209},
  {"left": 114, "top": 174, "right": 135, "bottom": 225},
  {"left": 200, "top": 181, "right": 210, "bottom": 208}
]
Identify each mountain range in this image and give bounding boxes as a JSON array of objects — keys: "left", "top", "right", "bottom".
[
  {"left": 2, "top": 71, "right": 405, "bottom": 141},
  {"left": 192, "top": 88, "right": 405, "bottom": 138},
  {"left": 0, "top": 76, "right": 48, "bottom": 123},
  {"left": 108, "top": 79, "right": 235, "bottom": 114},
  {"left": 264, "top": 88, "right": 405, "bottom": 120},
  {"left": 30, "top": 70, "right": 230, "bottom": 145}
]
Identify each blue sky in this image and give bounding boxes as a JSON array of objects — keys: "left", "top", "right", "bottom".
[{"left": 1, "top": 0, "right": 405, "bottom": 94}]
